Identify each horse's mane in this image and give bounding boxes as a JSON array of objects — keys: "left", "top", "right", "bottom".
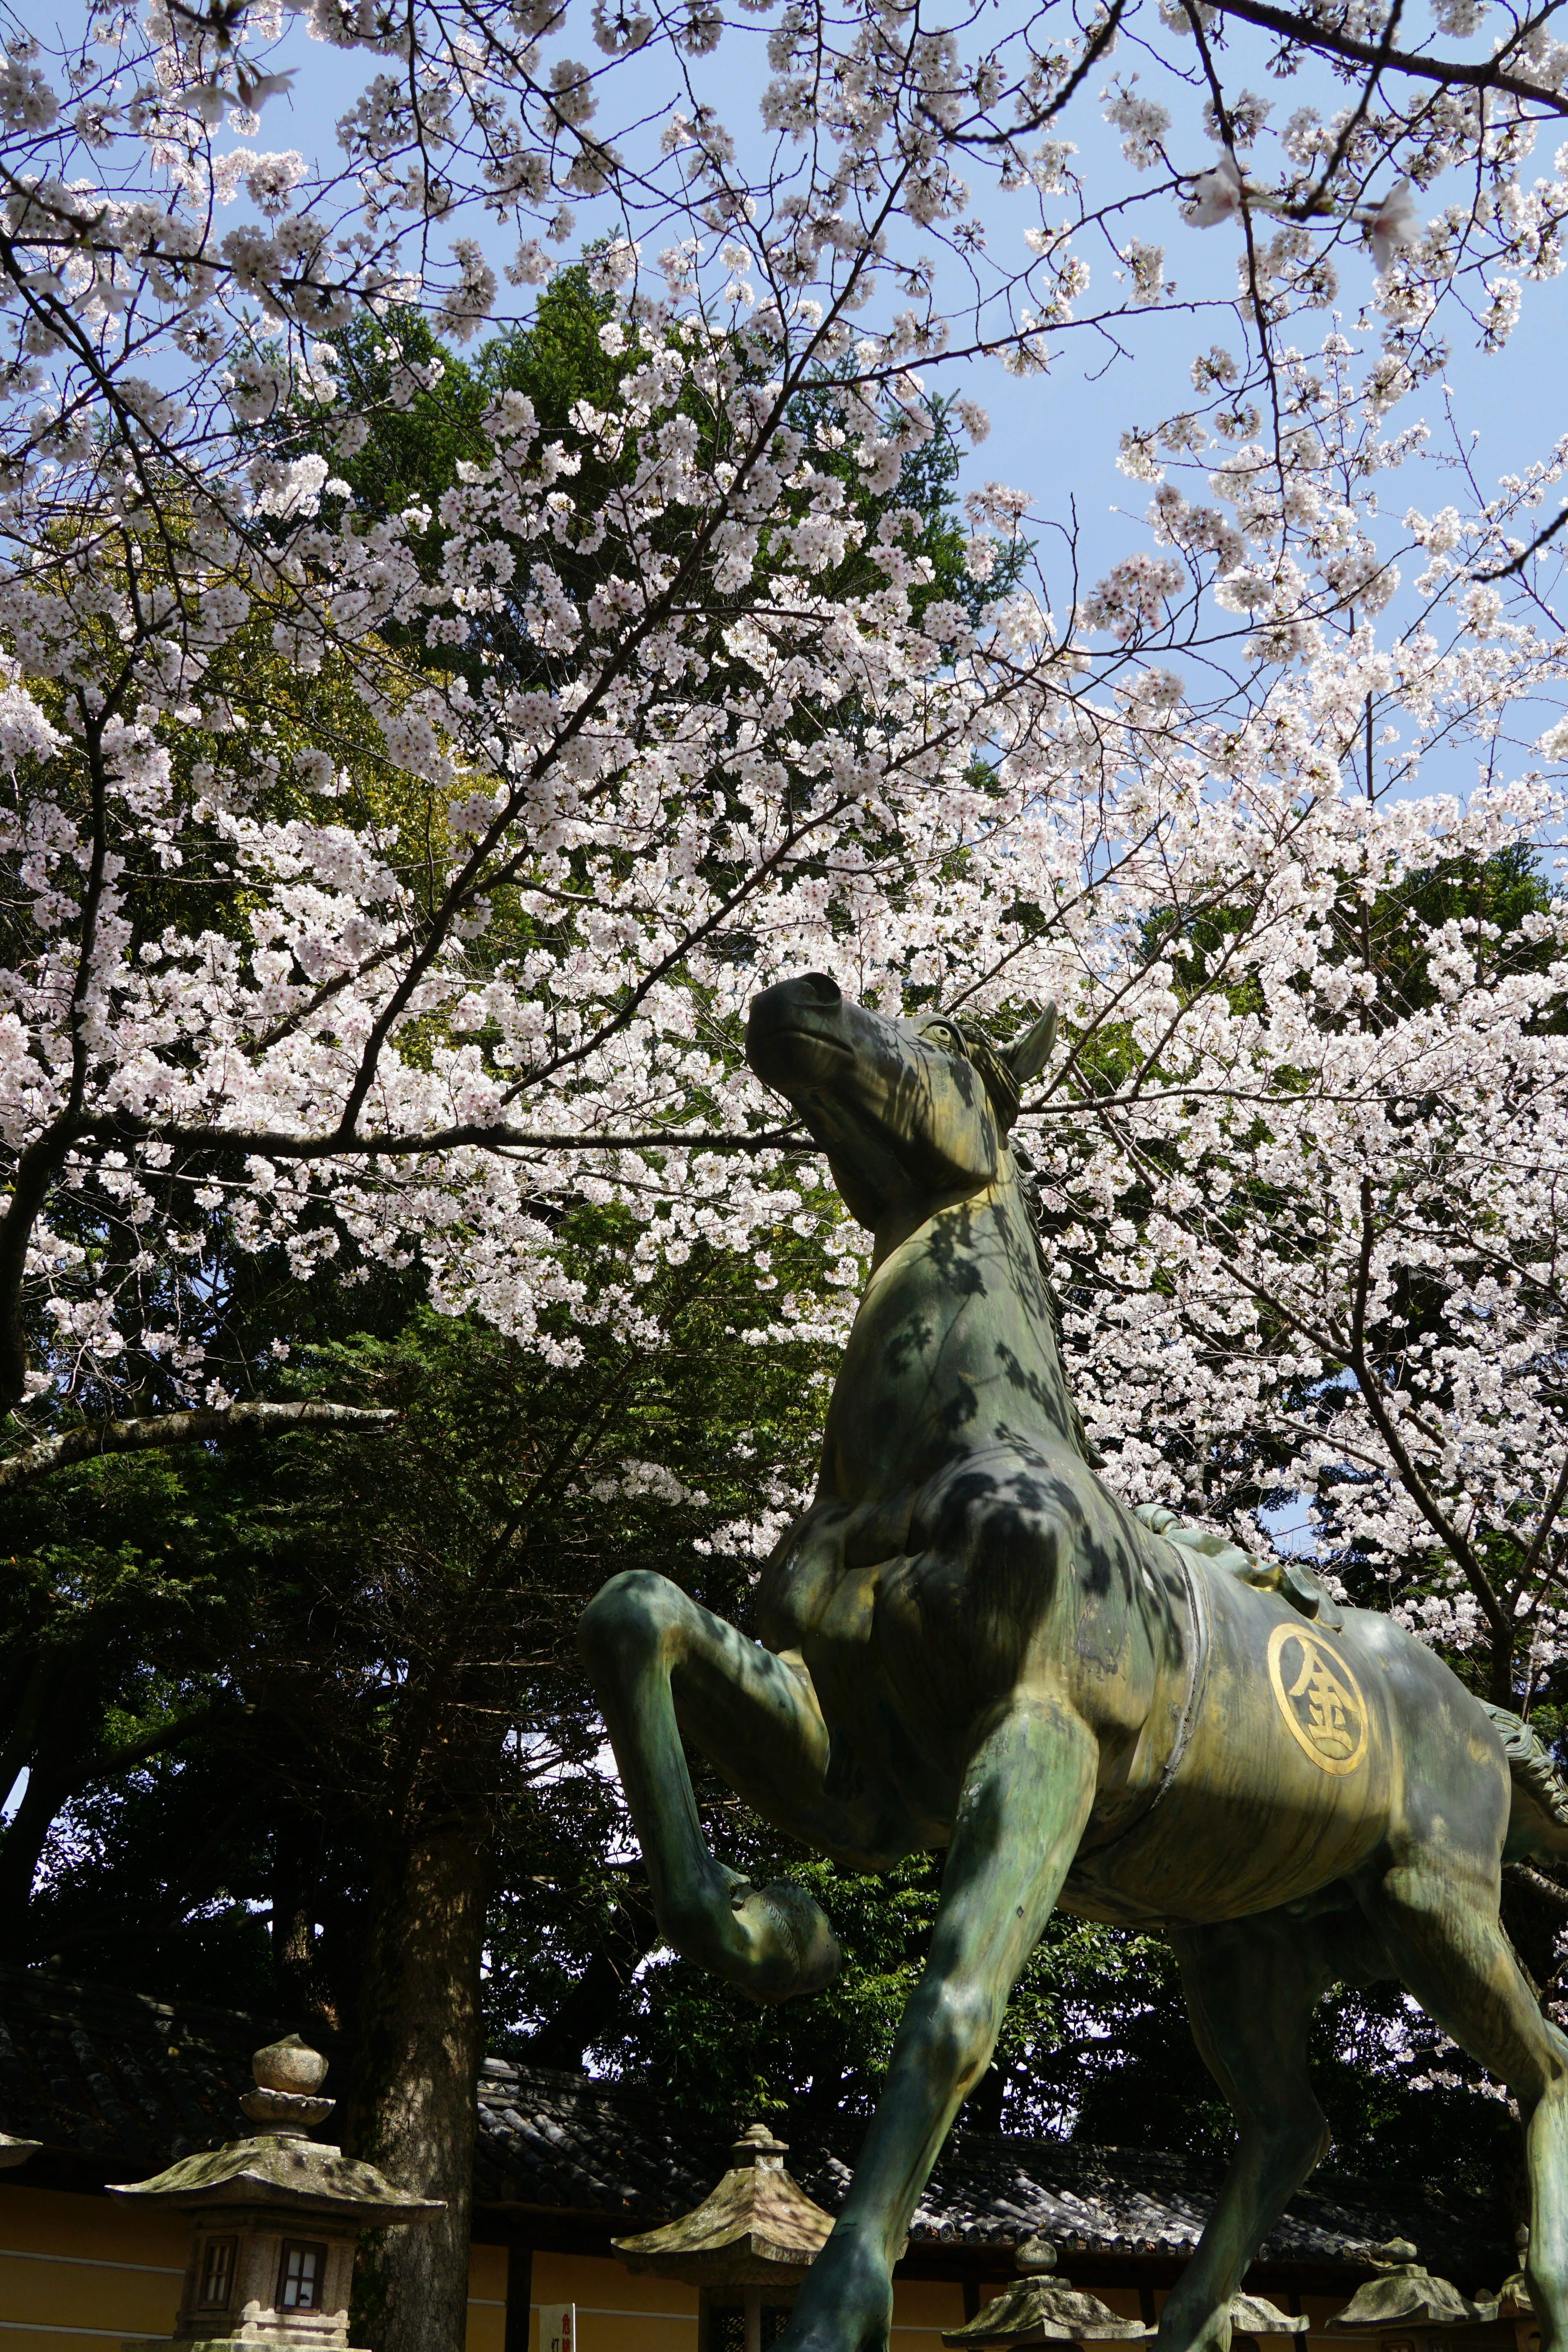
[
  {"left": 948, "top": 1013, "right": 1102, "bottom": 1472},
  {"left": 1007, "top": 1138, "right": 1106, "bottom": 1471}
]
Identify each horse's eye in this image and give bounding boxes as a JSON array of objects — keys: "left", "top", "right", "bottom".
[{"left": 925, "top": 1022, "right": 962, "bottom": 1053}]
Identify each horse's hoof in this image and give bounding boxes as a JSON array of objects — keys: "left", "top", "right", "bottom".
[{"left": 731, "top": 1880, "right": 842, "bottom": 2002}]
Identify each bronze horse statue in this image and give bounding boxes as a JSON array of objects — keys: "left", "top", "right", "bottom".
[{"left": 580, "top": 973, "right": 1568, "bottom": 2352}]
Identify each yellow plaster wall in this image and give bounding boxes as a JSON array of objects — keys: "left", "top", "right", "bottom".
[
  {"left": 0, "top": 2183, "right": 189, "bottom": 2345},
  {"left": 889, "top": 2275, "right": 968, "bottom": 2343},
  {"left": 0, "top": 2184, "right": 1361, "bottom": 2352},
  {"left": 0, "top": 2184, "right": 506, "bottom": 2350},
  {"left": 524, "top": 2248, "right": 698, "bottom": 2352},
  {"left": 522, "top": 2253, "right": 967, "bottom": 2352}
]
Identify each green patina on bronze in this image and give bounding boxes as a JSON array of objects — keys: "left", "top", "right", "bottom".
[{"left": 579, "top": 976, "right": 1568, "bottom": 2352}]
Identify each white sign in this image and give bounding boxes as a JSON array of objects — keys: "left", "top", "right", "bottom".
[{"left": 540, "top": 2304, "right": 577, "bottom": 2352}]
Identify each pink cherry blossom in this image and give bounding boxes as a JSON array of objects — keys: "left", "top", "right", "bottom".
[
  {"left": 1366, "top": 178, "right": 1421, "bottom": 273},
  {"left": 1187, "top": 152, "right": 1244, "bottom": 228},
  {"left": 0, "top": 0, "right": 1564, "bottom": 1668}
]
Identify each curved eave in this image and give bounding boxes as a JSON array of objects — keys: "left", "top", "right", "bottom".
[{"left": 108, "top": 2136, "right": 443, "bottom": 2227}]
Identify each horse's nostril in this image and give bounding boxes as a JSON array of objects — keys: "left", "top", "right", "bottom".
[{"left": 798, "top": 972, "right": 842, "bottom": 1004}]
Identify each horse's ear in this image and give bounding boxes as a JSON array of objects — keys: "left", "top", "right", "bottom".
[{"left": 1006, "top": 1002, "right": 1057, "bottom": 1087}]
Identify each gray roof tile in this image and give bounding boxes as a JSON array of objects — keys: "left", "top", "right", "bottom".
[{"left": 0, "top": 1969, "right": 1508, "bottom": 2283}]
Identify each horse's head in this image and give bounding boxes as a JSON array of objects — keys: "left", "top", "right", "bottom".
[{"left": 744, "top": 973, "right": 1057, "bottom": 1232}]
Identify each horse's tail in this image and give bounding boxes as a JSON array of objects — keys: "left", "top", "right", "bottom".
[{"left": 1485, "top": 1702, "right": 1568, "bottom": 1863}]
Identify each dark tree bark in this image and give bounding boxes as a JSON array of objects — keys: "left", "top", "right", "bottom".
[
  {"left": 339, "top": 1818, "right": 492, "bottom": 2352},
  {"left": 271, "top": 1809, "right": 341, "bottom": 2034},
  {"left": 0, "top": 1400, "right": 396, "bottom": 1493}
]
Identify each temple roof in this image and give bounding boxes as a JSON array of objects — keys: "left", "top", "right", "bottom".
[{"left": 0, "top": 1967, "right": 1510, "bottom": 2286}]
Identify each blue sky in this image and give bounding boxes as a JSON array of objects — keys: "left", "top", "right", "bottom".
[
  {"left": 35, "top": 0, "right": 1568, "bottom": 802},
  {"left": 218, "top": 0, "right": 1567, "bottom": 601}
]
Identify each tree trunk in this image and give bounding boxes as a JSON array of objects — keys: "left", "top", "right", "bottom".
[
  {"left": 339, "top": 1818, "right": 491, "bottom": 2352},
  {"left": 270, "top": 1808, "right": 340, "bottom": 2033},
  {"left": 1490, "top": 1624, "right": 1518, "bottom": 1708}
]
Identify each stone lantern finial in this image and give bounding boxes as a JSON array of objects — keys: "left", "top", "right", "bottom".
[
  {"left": 730, "top": 2123, "right": 789, "bottom": 2174},
  {"left": 241, "top": 2036, "right": 335, "bottom": 2137}
]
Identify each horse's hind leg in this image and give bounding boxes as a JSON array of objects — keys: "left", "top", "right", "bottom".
[
  {"left": 1158, "top": 1909, "right": 1361, "bottom": 2352},
  {"left": 579, "top": 1570, "right": 901, "bottom": 2004},
  {"left": 1359, "top": 1848, "right": 1568, "bottom": 2352},
  {"left": 779, "top": 1698, "right": 1099, "bottom": 2352}
]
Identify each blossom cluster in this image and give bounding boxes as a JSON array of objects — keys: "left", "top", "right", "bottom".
[{"left": 3, "top": 0, "right": 1568, "bottom": 1690}]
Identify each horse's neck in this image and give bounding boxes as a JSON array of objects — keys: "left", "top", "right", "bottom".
[{"left": 819, "top": 1164, "right": 1079, "bottom": 1509}]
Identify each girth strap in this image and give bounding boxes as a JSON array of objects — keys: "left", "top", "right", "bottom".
[{"left": 1067, "top": 1544, "right": 1212, "bottom": 1869}]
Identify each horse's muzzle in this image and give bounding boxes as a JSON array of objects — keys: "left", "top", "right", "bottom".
[{"left": 745, "top": 973, "right": 850, "bottom": 1087}]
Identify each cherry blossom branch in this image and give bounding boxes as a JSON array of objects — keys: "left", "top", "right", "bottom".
[
  {"left": 1338, "top": 1176, "right": 1503, "bottom": 1644},
  {"left": 71, "top": 1118, "right": 807, "bottom": 1161},
  {"left": 0, "top": 1399, "right": 399, "bottom": 1490},
  {"left": 1477, "top": 503, "right": 1568, "bottom": 582},
  {"left": 1073, "top": 1092, "right": 1515, "bottom": 1648},
  {"left": 1205, "top": 0, "right": 1568, "bottom": 115},
  {"left": 1511, "top": 1451, "right": 1568, "bottom": 1614}
]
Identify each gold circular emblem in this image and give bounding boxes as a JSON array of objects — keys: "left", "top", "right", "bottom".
[{"left": 1267, "top": 1621, "right": 1369, "bottom": 1775}]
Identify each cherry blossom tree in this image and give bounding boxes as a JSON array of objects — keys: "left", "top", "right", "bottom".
[
  {"left": 7, "top": 2, "right": 1568, "bottom": 2342},
  {"left": 0, "top": 0, "right": 1566, "bottom": 1625}
]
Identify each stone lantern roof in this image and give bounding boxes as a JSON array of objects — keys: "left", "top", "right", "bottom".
[
  {"left": 1325, "top": 2246, "right": 1500, "bottom": 2332},
  {"left": 110, "top": 2034, "right": 441, "bottom": 2230},
  {"left": 940, "top": 2274, "right": 1150, "bottom": 2343},
  {"left": 941, "top": 2236, "right": 1152, "bottom": 2345},
  {"left": 1229, "top": 2294, "right": 1310, "bottom": 2336},
  {"left": 940, "top": 2239, "right": 1307, "bottom": 2347},
  {"left": 613, "top": 2122, "right": 835, "bottom": 2287}
]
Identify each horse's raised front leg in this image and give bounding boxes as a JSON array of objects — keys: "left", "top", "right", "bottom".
[
  {"left": 778, "top": 1696, "right": 1098, "bottom": 2352},
  {"left": 579, "top": 1570, "right": 902, "bottom": 2003}
]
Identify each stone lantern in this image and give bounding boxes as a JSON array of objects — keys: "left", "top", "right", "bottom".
[
  {"left": 614, "top": 2122, "right": 835, "bottom": 2352},
  {"left": 940, "top": 2235, "right": 1152, "bottom": 2347},
  {"left": 1324, "top": 2242, "right": 1517, "bottom": 2352},
  {"left": 1226, "top": 2294, "right": 1310, "bottom": 2345},
  {"left": 111, "top": 2032, "right": 441, "bottom": 2350},
  {"left": 940, "top": 2235, "right": 1305, "bottom": 2350}
]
